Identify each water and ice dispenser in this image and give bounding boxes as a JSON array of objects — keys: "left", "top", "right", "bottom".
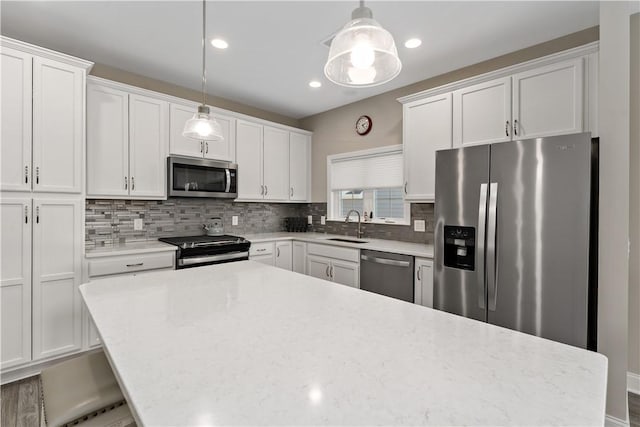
[{"left": 443, "top": 226, "right": 476, "bottom": 271}]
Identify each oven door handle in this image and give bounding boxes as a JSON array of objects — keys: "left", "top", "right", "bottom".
[{"left": 178, "top": 251, "right": 249, "bottom": 267}]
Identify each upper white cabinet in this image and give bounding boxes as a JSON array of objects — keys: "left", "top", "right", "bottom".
[
  {"left": 400, "top": 45, "right": 597, "bottom": 202},
  {"left": 511, "top": 58, "right": 584, "bottom": 139},
  {"left": 169, "top": 102, "right": 235, "bottom": 162},
  {"left": 263, "top": 126, "right": 290, "bottom": 201},
  {"left": 402, "top": 93, "right": 452, "bottom": 202},
  {"left": 1, "top": 45, "right": 88, "bottom": 194},
  {"left": 87, "top": 80, "right": 168, "bottom": 199},
  {"left": 453, "top": 77, "right": 512, "bottom": 147},
  {"left": 289, "top": 132, "right": 311, "bottom": 201},
  {"left": 236, "top": 120, "right": 264, "bottom": 200}
]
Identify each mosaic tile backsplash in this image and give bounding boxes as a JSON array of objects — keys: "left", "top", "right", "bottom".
[{"left": 85, "top": 199, "right": 435, "bottom": 247}]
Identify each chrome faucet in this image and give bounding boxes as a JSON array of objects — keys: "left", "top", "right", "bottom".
[{"left": 345, "top": 209, "right": 364, "bottom": 239}]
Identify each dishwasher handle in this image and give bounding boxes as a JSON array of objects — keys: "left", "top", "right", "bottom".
[{"left": 360, "top": 254, "right": 411, "bottom": 268}]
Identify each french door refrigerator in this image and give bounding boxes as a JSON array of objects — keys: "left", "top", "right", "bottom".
[{"left": 434, "top": 132, "right": 598, "bottom": 350}]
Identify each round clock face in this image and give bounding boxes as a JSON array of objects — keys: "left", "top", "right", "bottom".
[{"left": 356, "top": 115, "right": 372, "bottom": 136}]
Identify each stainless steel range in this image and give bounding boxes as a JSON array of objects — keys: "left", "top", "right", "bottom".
[{"left": 159, "top": 235, "right": 251, "bottom": 269}]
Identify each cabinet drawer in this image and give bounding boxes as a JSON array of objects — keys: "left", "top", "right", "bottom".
[
  {"left": 306, "top": 243, "right": 359, "bottom": 263},
  {"left": 250, "top": 241, "right": 274, "bottom": 256},
  {"left": 88, "top": 252, "right": 175, "bottom": 277}
]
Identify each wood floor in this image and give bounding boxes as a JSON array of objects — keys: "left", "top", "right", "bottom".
[
  {"left": 1, "top": 375, "right": 639, "bottom": 426},
  {"left": 1, "top": 375, "right": 41, "bottom": 427}
]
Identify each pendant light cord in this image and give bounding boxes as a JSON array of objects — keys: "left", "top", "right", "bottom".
[{"left": 201, "top": 0, "right": 207, "bottom": 107}]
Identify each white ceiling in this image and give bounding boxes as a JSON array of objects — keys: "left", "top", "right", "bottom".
[{"left": 1, "top": 1, "right": 599, "bottom": 119}]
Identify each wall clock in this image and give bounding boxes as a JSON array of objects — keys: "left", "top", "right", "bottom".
[{"left": 355, "top": 115, "right": 372, "bottom": 136}]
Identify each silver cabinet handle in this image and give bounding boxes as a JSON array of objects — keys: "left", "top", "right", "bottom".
[
  {"left": 35, "top": 167, "right": 39, "bottom": 185},
  {"left": 477, "top": 183, "right": 488, "bottom": 310},
  {"left": 290, "top": 187, "right": 294, "bottom": 198},
  {"left": 131, "top": 177, "right": 135, "bottom": 191},
  {"left": 200, "top": 141, "right": 203, "bottom": 153},
  {"left": 36, "top": 206, "right": 40, "bottom": 224},
  {"left": 404, "top": 181, "right": 408, "bottom": 194},
  {"left": 24, "top": 205, "right": 29, "bottom": 224},
  {"left": 276, "top": 247, "right": 280, "bottom": 257},
  {"left": 205, "top": 142, "right": 209, "bottom": 154},
  {"left": 513, "top": 119, "right": 518, "bottom": 136},
  {"left": 126, "top": 263, "right": 144, "bottom": 267},
  {"left": 326, "top": 265, "right": 330, "bottom": 277},
  {"left": 260, "top": 185, "right": 264, "bottom": 195},
  {"left": 124, "top": 176, "right": 128, "bottom": 190},
  {"left": 264, "top": 185, "right": 268, "bottom": 196},
  {"left": 330, "top": 265, "right": 334, "bottom": 278},
  {"left": 256, "top": 248, "right": 266, "bottom": 252},
  {"left": 487, "top": 183, "right": 499, "bottom": 311},
  {"left": 417, "top": 268, "right": 421, "bottom": 281},
  {"left": 505, "top": 121, "right": 509, "bottom": 137},
  {"left": 25, "top": 165, "right": 29, "bottom": 184}
]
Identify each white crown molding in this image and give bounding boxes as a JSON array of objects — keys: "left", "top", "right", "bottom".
[
  {"left": 1, "top": 36, "right": 94, "bottom": 71},
  {"left": 397, "top": 41, "right": 599, "bottom": 104},
  {"left": 87, "top": 75, "right": 312, "bottom": 136},
  {"left": 629, "top": 371, "right": 640, "bottom": 395}
]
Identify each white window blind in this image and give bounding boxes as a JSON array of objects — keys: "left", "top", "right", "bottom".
[{"left": 329, "top": 150, "right": 403, "bottom": 191}]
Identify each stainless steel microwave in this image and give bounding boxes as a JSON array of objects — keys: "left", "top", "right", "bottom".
[{"left": 167, "top": 156, "right": 237, "bottom": 198}]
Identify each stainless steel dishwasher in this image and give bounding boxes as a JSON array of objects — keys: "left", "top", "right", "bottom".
[{"left": 360, "top": 250, "right": 414, "bottom": 302}]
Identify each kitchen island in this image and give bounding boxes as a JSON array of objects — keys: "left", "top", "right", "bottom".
[{"left": 80, "top": 261, "right": 607, "bottom": 426}]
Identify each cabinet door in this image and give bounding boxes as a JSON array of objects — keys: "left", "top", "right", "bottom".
[
  {"left": 251, "top": 253, "right": 275, "bottom": 266},
  {"left": 289, "top": 132, "right": 310, "bottom": 201},
  {"left": 169, "top": 103, "right": 205, "bottom": 158},
  {"left": 204, "top": 112, "right": 236, "bottom": 162},
  {"left": 32, "top": 57, "right": 83, "bottom": 193},
  {"left": 307, "top": 255, "right": 332, "bottom": 282},
  {"left": 129, "top": 94, "right": 168, "bottom": 198},
  {"left": 331, "top": 259, "right": 360, "bottom": 288},
  {"left": 1, "top": 48, "right": 32, "bottom": 192},
  {"left": 403, "top": 93, "right": 452, "bottom": 202},
  {"left": 414, "top": 258, "right": 433, "bottom": 308},
  {"left": 512, "top": 58, "right": 584, "bottom": 139},
  {"left": 453, "top": 76, "right": 512, "bottom": 147},
  {"left": 0, "top": 198, "right": 32, "bottom": 369},
  {"left": 236, "top": 120, "right": 264, "bottom": 199},
  {"left": 87, "top": 84, "right": 130, "bottom": 197},
  {"left": 263, "top": 126, "right": 290, "bottom": 201},
  {"left": 292, "top": 241, "right": 307, "bottom": 274},
  {"left": 32, "top": 198, "right": 83, "bottom": 360},
  {"left": 275, "top": 241, "right": 293, "bottom": 271}
]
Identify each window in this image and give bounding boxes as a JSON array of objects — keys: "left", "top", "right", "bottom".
[{"left": 327, "top": 145, "right": 409, "bottom": 225}]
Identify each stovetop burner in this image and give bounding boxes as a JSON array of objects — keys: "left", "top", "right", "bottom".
[{"left": 159, "top": 234, "right": 248, "bottom": 250}]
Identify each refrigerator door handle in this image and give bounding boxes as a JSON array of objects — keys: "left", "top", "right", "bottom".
[
  {"left": 487, "top": 182, "right": 499, "bottom": 311},
  {"left": 477, "top": 183, "right": 488, "bottom": 309}
]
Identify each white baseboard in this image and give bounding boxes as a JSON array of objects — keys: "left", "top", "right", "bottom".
[
  {"left": 606, "top": 414, "right": 630, "bottom": 427},
  {"left": 629, "top": 371, "right": 640, "bottom": 395}
]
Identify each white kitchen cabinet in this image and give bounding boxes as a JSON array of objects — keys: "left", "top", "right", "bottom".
[
  {"left": 292, "top": 241, "right": 307, "bottom": 274},
  {"left": 249, "top": 241, "right": 275, "bottom": 265},
  {"left": 236, "top": 120, "right": 264, "bottom": 200},
  {"left": 1, "top": 48, "right": 86, "bottom": 194},
  {"left": 169, "top": 102, "right": 236, "bottom": 162},
  {"left": 330, "top": 259, "right": 360, "bottom": 288},
  {"left": 32, "top": 198, "right": 83, "bottom": 361},
  {"left": 453, "top": 77, "right": 512, "bottom": 147},
  {"left": 402, "top": 93, "right": 453, "bottom": 202},
  {"left": 1, "top": 48, "right": 32, "bottom": 192},
  {"left": 275, "top": 241, "right": 293, "bottom": 271},
  {"left": 512, "top": 58, "right": 584, "bottom": 139},
  {"left": 129, "top": 94, "right": 168, "bottom": 198},
  {"left": 307, "top": 255, "right": 332, "bottom": 281},
  {"left": 263, "top": 126, "right": 290, "bottom": 201},
  {"left": 87, "top": 80, "right": 169, "bottom": 199},
  {"left": 289, "top": 132, "right": 311, "bottom": 201},
  {"left": 306, "top": 244, "right": 360, "bottom": 288},
  {"left": 0, "top": 198, "right": 32, "bottom": 369},
  {"left": 414, "top": 258, "right": 434, "bottom": 308}
]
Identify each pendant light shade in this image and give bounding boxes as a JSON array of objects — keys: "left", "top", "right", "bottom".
[
  {"left": 324, "top": 2, "right": 401, "bottom": 87},
  {"left": 183, "top": 0, "right": 224, "bottom": 142}
]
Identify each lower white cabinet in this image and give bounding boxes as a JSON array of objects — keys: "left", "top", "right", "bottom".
[
  {"left": 414, "top": 258, "right": 434, "bottom": 308},
  {"left": 275, "top": 241, "right": 292, "bottom": 271},
  {"left": 306, "top": 244, "right": 360, "bottom": 288},
  {"left": 292, "top": 241, "right": 306, "bottom": 274},
  {"left": 249, "top": 241, "right": 275, "bottom": 266}
]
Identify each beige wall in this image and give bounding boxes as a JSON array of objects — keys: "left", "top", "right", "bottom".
[
  {"left": 629, "top": 12, "right": 640, "bottom": 377},
  {"left": 90, "top": 63, "right": 301, "bottom": 128},
  {"left": 299, "top": 27, "right": 599, "bottom": 202}
]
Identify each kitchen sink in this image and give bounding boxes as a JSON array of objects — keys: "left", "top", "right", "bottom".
[{"left": 326, "top": 238, "right": 369, "bottom": 244}]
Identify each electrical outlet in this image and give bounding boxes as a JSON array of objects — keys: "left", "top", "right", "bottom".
[
  {"left": 414, "top": 219, "right": 426, "bottom": 232},
  {"left": 320, "top": 216, "right": 326, "bottom": 225},
  {"left": 232, "top": 216, "right": 238, "bottom": 226},
  {"left": 308, "top": 215, "right": 313, "bottom": 225},
  {"left": 133, "top": 218, "right": 144, "bottom": 231}
]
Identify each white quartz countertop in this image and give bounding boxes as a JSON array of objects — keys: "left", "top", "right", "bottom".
[
  {"left": 80, "top": 261, "right": 607, "bottom": 426},
  {"left": 242, "top": 232, "right": 434, "bottom": 258},
  {"left": 85, "top": 241, "right": 177, "bottom": 258}
]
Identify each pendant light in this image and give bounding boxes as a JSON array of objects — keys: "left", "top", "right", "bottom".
[
  {"left": 183, "top": 0, "right": 223, "bottom": 141},
  {"left": 324, "top": 0, "right": 402, "bottom": 87}
]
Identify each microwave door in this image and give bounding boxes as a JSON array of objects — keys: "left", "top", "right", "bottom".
[{"left": 168, "top": 156, "right": 237, "bottom": 198}]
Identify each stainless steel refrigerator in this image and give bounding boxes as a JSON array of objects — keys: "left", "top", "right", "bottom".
[{"left": 434, "top": 132, "right": 598, "bottom": 350}]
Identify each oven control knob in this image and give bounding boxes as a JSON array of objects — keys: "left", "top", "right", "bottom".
[{"left": 190, "top": 243, "right": 195, "bottom": 248}]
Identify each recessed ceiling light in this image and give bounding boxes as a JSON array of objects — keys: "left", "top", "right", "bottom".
[
  {"left": 210, "top": 38, "right": 228, "bottom": 49},
  {"left": 309, "top": 80, "right": 322, "bottom": 88},
  {"left": 404, "top": 38, "right": 422, "bottom": 49}
]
